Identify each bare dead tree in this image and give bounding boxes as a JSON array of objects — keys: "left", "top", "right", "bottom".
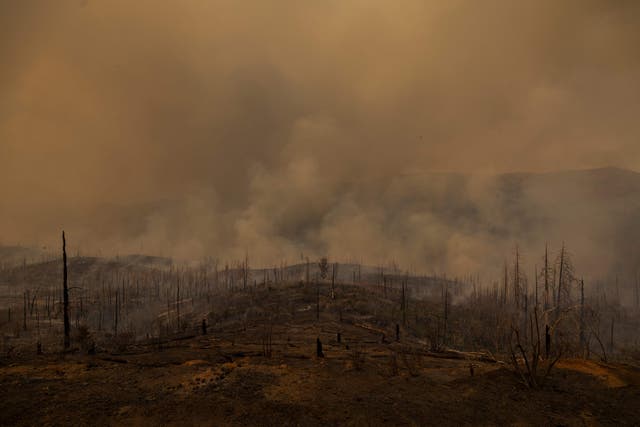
[
  {"left": 534, "top": 265, "right": 539, "bottom": 309},
  {"left": 544, "top": 244, "right": 550, "bottom": 314},
  {"left": 383, "top": 275, "right": 388, "bottom": 298},
  {"left": 635, "top": 273, "right": 639, "bottom": 311},
  {"left": 609, "top": 316, "right": 615, "bottom": 355},
  {"left": 23, "top": 291, "right": 27, "bottom": 331},
  {"left": 545, "top": 324, "right": 551, "bottom": 359},
  {"left": 514, "top": 246, "right": 521, "bottom": 309},
  {"left": 63, "top": 231, "right": 70, "bottom": 350},
  {"left": 243, "top": 251, "right": 249, "bottom": 290},
  {"left": 176, "top": 275, "right": 181, "bottom": 330},
  {"left": 114, "top": 289, "right": 119, "bottom": 336},
  {"left": 316, "top": 273, "right": 320, "bottom": 321},
  {"left": 443, "top": 282, "right": 449, "bottom": 348},
  {"left": 503, "top": 261, "right": 508, "bottom": 306},
  {"left": 509, "top": 306, "right": 561, "bottom": 388},
  {"left": 555, "top": 243, "right": 576, "bottom": 316},
  {"left": 585, "top": 307, "right": 608, "bottom": 362},
  {"left": 579, "top": 279, "right": 585, "bottom": 356},
  {"left": 401, "top": 274, "right": 407, "bottom": 326},
  {"left": 331, "top": 263, "right": 338, "bottom": 300}
]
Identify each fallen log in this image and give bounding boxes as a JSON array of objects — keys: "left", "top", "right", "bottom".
[{"left": 423, "top": 349, "right": 497, "bottom": 363}]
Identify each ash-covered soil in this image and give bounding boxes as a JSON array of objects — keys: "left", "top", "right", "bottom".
[{"left": 2, "top": 314, "right": 639, "bottom": 426}]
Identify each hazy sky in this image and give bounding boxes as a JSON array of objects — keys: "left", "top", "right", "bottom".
[{"left": 2, "top": 1, "right": 640, "bottom": 273}]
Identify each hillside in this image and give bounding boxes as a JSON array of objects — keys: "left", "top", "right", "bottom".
[{"left": 1, "top": 279, "right": 639, "bottom": 426}]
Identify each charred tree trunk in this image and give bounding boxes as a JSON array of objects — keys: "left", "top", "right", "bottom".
[
  {"left": 610, "top": 316, "right": 615, "bottom": 355},
  {"left": 331, "top": 263, "right": 337, "bottom": 300},
  {"left": 544, "top": 245, "right": 550, "bottom": 313},
  {"left": 534, "top": 265, "right": 539, "bottom": 309},
  {"left": 114, "top": 289, "right": 119, "bottom": 336},
  {"left": 443, "top": 284, "right": 449, "bottom": 348},
  {"left": 383, "top": 275, "right": 387, "bottom": 298},
  {"left": 316, "top": 277, "right": 320, "bottom": 321},
  {"left": 514, "top": 246, "right": 520, "bottom": 309},
  {"left": 316, "top": 337, "right": 324, "bottom": 358},
  {"left": 503, "top": 262, "right": 508, "bottom": 306},
  {"left": 23, "top": 291, "right": 27, "bottom": 331},
  {"left": 401, "top": 277, "right": 406, "bottom": 326},
  {"left": 635, "top": 274, "right": 639, "bottom": 311},
  {"left": 580, "top": 279, "right": 585, "bottom": 356},
  {"left": 545, "top": 325, "right": 551, "bottom": 359},
  {"left": 63, "top": 231, "right": 70, "bottom": 350},
  {"left": 176, "top": 276, "right": 181, "bottom": 330},
  {"left": 556, "top": 244, "right": 565, "bottom": 317}
]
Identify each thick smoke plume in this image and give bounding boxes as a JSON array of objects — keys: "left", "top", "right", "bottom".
[{"left": 2, "top": 1, "right": 640, "bottom": 279}]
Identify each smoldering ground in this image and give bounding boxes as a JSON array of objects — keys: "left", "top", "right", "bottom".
[{"left": 2, "top": 1, "right": 640, "bottom": 279}]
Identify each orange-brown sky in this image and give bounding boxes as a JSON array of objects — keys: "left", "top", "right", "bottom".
[{"left": 2, "top": 1, "right": 640, "bottom": 276}]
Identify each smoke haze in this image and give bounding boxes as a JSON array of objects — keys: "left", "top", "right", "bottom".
[{"left": 2, "top": 1, "right": 640, "bottom": 278}]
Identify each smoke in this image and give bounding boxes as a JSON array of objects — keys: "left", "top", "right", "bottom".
[{"left": 2, "top": 1, "right": 640, "bottom": 278}]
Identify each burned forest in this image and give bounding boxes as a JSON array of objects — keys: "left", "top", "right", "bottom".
[
  {"left": 3, "top": 1, "right": 640, "bottom": 425},
  {"left": 1, "top": 235, "right": 640, "bottom": 425}
]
